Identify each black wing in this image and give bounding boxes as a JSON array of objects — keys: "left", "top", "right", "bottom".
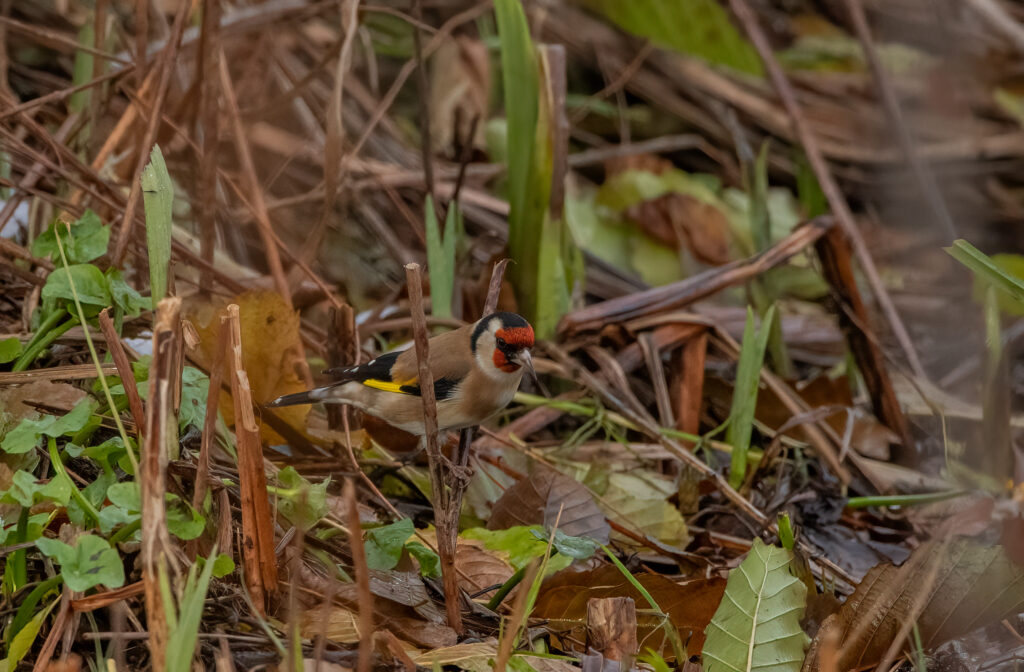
[{"left": 323, "top": 352, "right": 458, "bottom": 400}]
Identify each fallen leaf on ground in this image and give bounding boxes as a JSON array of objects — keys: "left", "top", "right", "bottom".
[
  {"left": 488, "top": 466, "right": 611, "bottom": 544},
  {"left": 803, "top": 538, "right": 1024, "bottom": 671},
  {"left": 187, "top": 290, "right": 309, "bottom": 442},
  {"left": 533, "top": 564, "right": 726, "bottom": 658},
  {"left": 625, "top": 192, "right": 733, "bottom": 265}
]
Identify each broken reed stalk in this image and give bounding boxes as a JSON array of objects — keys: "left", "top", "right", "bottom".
[
  {"left": 403, "top": 262, "right": 462, "bottom": 634},
  {"left": 141, "top": 297, "right": 182, "bottom": 672},
  {"left": 97, "top": 308, "right": 145, "bottom": 432},
  {"left": 559, "top": 216, "right": 834, "bottom": 335},
  {"left": 814, "top": 226, "right": 914, "bottom": 455},
  {"left": 225, "top": 303, "right": 278, "bottom": 613},
  {"left": 728, "top": 0, "right": 927, "bottom": 381},
  {"left": 671, "top": 328, "right": 707, "bottom": 448},
  {"left": 344, "top": 479, "right": 374, "bottom": 672},
  {"left": 187, "top": 317, "right": 229, "bottom": 560},
  {"left": 586, "top": 597, "right": 638, "bottom": 666}
]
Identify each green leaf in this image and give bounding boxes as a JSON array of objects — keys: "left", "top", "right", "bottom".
[
  {"left": 67, "top": 471, "right": 116, "bottom": 527},
  {"left": 166, "top": 495, "right": 205, "bottom": 540},
  {"left": 1, "top": 596, "right": 59, "bottom": 670},
  {"left": 702, "top": 539, "right": 809, "bottom": 672},
  {"left": 31, "top": 211, "right": 109, "bottom": 264},
  {"left": 1, "top": 398, "right": 98, "bottom": 454},
  {"left": 107, "top": 481, "right": 141, "bottom": 510},
  {"left": 42, "top": 263, "right": 111, "bottom": 309},
  {"left": 946, "top": 239, "right": 1024, "bottom": 312},
  {"left": 106, "top": 268, "right": 150, "bottom": 316},
  {"left": 210, "top": 553, "right": 235, "bottom": 578},
  {"left": 364, "top": 518, "right": 415, "bottom": 571},
  {"left": 425, "top": 196, "right": 459, "bottom": 319},
  {"left": 530, "top": 528, "right": 598, "bottom": 560},
  {"left": 141, "top": 145, "right": 174, "bottom": 305},
  {"left": 496, "top": 0, "right": 572, "bottom": 338},
  {"left": 276, "top": 466, "right": 328, "bottom": 529},
  {"left": 584, "top": 0, "right": 762, "bottom": 76},
  {"left": 35, "top": 534, "right": 125, "bottom": 592},
  {"left": 406, "top": 541, "right": 441, "bottom": 578},
  {"left": 164, "top": 551, "right": 217, "bottom": 672},
  {"left": 726, "top": 306, "right": 775, "bottom": 488},
  {"left": 0, "top": 337, "right": 22, "bottom": 364},
  {"left": 0, "top": 470, "right": 71, "bottom": 507},
  {"left": 463, "top": 526, "right": 555, "bottom": 571}
]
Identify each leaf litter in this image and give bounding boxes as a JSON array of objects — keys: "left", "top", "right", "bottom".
[{"left": 1, "top": 0, "right": 1024, "bottom": 670}]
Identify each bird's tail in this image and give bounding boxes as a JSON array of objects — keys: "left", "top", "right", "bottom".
[{"left": 266, "top": 387, "right": 329, "bottom": 408}]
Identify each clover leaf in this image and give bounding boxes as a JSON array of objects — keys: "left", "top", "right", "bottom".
[
  {"left": 31, "top": 211, "right": 109, "bottom": 264},
  {"left": 35, "top": 534, "right": 125, "bottom": 592},
  {"left": 276, "top": 467, "right": 328, "bottom": 530},
  {"left": 364, "top": 518, "right": 415, "bottom": 571},
  {"left": 1, "top": 399, "right": 98, "bottom": 454}
]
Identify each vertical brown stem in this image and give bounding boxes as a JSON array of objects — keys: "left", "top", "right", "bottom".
[
  {"left": 225, "top": 304, "right": 278, "bottom": 613},
  {"left": 141, "top": 297, "right": 182, "bottom": 672},
  {"left": 188, "top": 317, "right": 229, "bottom": 560},
  {"left": 344, "top": 479, "right": 373, "bottom": 672},
  {"left": 97, "top": 308, "right": 145, "bottom": 433},
  {"left": 196, "top": 0, "right": 221, "bottom": 293},
  {"left": 403, "top": 262, "right": 462, "bottom": 633},
  {"left": 671, "top": 328, "right": 707, "bottom": 446},
  {"left": 814, "top": 226, "right": 913, "bottom": 457}
]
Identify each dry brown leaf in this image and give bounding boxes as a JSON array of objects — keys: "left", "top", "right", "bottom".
[
  {"left": 803, "top": 539, "right": 1024, "bottom": 671},
  {"left": 624, "top": 192, "right": 733, "bottom": 266},
  {"left": 488, "top": 466, "right": 611, "bottom": 543},
  {"left": 187, "top": 290, "right": 308, "bottom": 442},
  {"left": 533, "top": 565, "right": 726, "bottom": 658},
  {"left": 411, "top": 640, "right": 498, "bottom": 670},
  {"left": 430, "top": 36, "right": 489, "bottom": 152},
  {"left": 301, "top": 605, "right": 360, "bottom": 644},
  {"left": 454, "top": 538, "right": 515, "bottom": 596},
  {"left": 416, "top": 529, "right": 515, "bottom": 597},
  {"left": 0, "top": 380, "right": 87, "bottom": 423}
]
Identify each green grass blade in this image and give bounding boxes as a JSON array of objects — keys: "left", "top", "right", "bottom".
[
  {"left": 495, "top": 0, "right": 570, "bottom": 337},
  {"left": 946, "top": 239, "right": 1024, "bottom": 310},
  {"left": 425, "top": 196, "right": 457, "bottom": 319},
  {"left": 141, "top": 144, "right": 174, "bottom": 305},
  {"left": 727, "top": 306, "right": 775, "bottom": 488},
  {"left": 164, "top": 550, "right": 218, "bottom": 672},
  {"left": 702, "top": 539, "right": 809, "bottom": 672}
]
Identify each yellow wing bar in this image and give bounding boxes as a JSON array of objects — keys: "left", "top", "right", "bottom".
[{"left": 361, "top": 378, "right": 413, "bottom": 394}]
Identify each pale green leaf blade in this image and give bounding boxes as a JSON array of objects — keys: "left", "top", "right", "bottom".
[
  {"left": 727, "top": 306, "right": 776, "bottom": 488},
  {"left": 141, "top": 144, "right": 174, "bottom": 304},
  {"left": 702, "top": 539, "right": 809, "bottom": 672}
]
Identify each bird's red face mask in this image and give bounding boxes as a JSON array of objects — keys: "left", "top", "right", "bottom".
[{"left": 492, "top": 326, "right": 535, "bottom": 373}]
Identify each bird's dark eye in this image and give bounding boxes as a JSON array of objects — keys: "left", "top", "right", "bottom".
[{"left": 496, "top": 337, "right": 507, "bottom": 348}]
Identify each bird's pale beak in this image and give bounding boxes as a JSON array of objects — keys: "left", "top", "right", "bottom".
[{"left": 518, "top": 349, "right": 540, "bottom": 388}]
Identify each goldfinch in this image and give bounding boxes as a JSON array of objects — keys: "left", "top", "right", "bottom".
[{"left": 267, "top": 312, "right": 536, "bottom": 435}]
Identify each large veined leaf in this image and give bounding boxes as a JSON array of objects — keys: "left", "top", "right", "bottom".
[{"left": 702, "top": 539, "right": 809, "bottom": 672}]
